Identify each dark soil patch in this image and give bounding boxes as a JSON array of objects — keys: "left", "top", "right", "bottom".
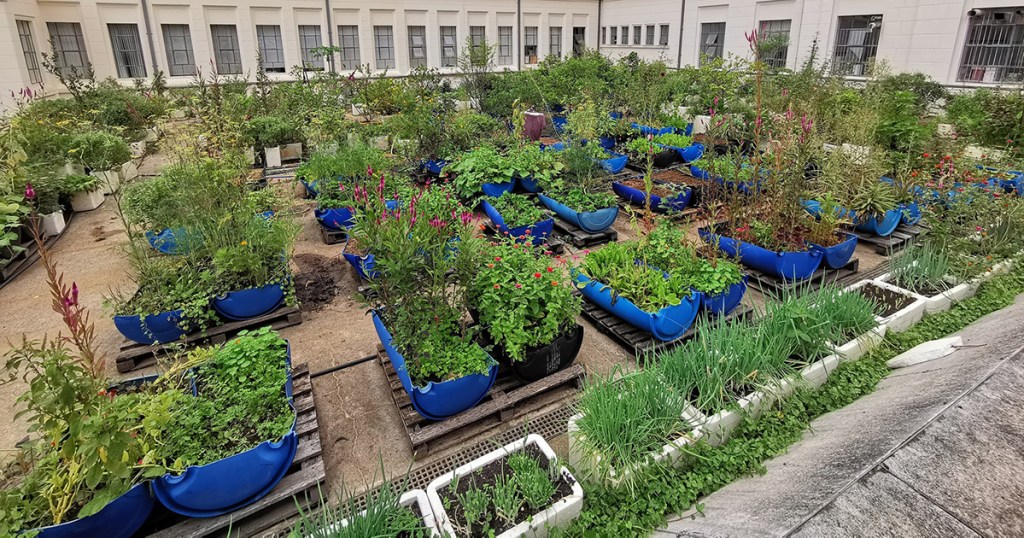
[
  {"left": 893, "top": 279, "right": 947, "bottom": 298},
  {"left": 90, "top": 225, "right": 122, "bottom": 242},
  {"left": 539, "top": 136, "right": 560, "bottom": 146},
  {"left": 652, "top": 168, "right": 692, "bottom": 186},
  {"left": 858, "top": 282, "right": 913, "bottom": 317},
  {"left": 438, "top": 444, "right": 575, "bottom": 537},
  {"left": 620, "top": 178, "right": 685, "bottom": 199},
  {"left": 292, "top": 253, "right": 345, "bottom": 311}
]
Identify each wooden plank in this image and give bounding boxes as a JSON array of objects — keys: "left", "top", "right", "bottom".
[
  {"left": 319, "top": 224, "right": 348, "bottom": 245},
  {"left": 748, "top": 258, "right": 860, "bottom": 297},
  {"left": 551, "top": 218, "right": 618, "bottom": 248}
]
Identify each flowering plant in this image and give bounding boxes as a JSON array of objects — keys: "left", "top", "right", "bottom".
[
  {"left": 578, "top": 241, "right": 694, "bottom": 312},
  {"left": 485, "top": 192, "right": 547, "bottom": 229},
  {"left": 471, "top": 239, "right": 581, "bottom": 362}
]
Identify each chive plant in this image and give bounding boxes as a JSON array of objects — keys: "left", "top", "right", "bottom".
[
  {"left": 808, "top": 284, "right": 879, "bottom": 344},
  {"left": 293, "top": 478, "right": 427, "bottom": 537},
  {"left": 889, "top": 242, "right": 954, "bottom": 296}
]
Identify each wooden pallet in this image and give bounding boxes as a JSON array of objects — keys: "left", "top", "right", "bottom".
[
  {"left": 747, "top": 258, "right": 860, "bottom": 298},
  {"left": 144, "top": 364, "right": 327, "bottom": 537},
  {"left": 481, "top": 219, "right": 566, "bottom": 254},
  {"left": 580, "top": 300, "right": 755, "bottom": 357},
  {"left": 0, "top": 210, "right": 74, "bottom": 290},
  {"left": 376, "top": 344, "right": 584, "bottom": 456},
  {"left": 552, "top": 217, "right": 618, "bottom": 248},
  {"left": 319, "top": 223, "right": 349, "bottom": 245},
  {"left": 115, "top": 306, "right": 303, "bottom": 373},
  {"left": 854, "top": 224, "right": 926, "bottom": 255}
]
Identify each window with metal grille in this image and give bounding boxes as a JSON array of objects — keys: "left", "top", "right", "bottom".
[
  {"left": 611, "top": 26, "right": 618, "bottom": 45},
  {"left": 16, "top": 21, "right": 42, "bottom": 84},
  {"left": 601, "top": 26, "right": 606, "bottom": 45},
  {"left": 46, "top": 22, "right": 90, "bottom": 77},
  {"left": 633, "top": 25, "right": 641, "bottom": 45},
  {"left": 700, "top": 22, "right": 725, "bottom": 63},
  {"left": 109, "top": 24, "right": 146, "bottom": 78},
  {"left": 210, "top": 25, "right": 242, "bottom": 74},
  {"left": 498, "top": 26, "right": 513, "bottom": 65},
  {"left": 337, "top": 25, "right": 360, "bottom": 71},
  {"left": 298, "top": 25, "right": 323, "bottom": 71},
  {"left": 440, "top": 26, "right": 457, "bottom": 66},
  {"left": 573, "top": 27, "right": 585, "bottom": 55},
  {"left": 160, "top": 24, "right": 194, "bottom": 76},
  {"left": 660, "top": 24, "right": 670, "bottom": 45},
  {"left": 621, "top": 26, "right": 629, "bottom": 45},
  {"left": 758, "top": 19, "right": 791, "bottom": 69},
  {"left": 256, "top": 25, "right": 285, "bottom": 72},
  {"left": 524, "top": 26, "right": 538, "bottom": 63},
  {"left": 646, "top": 25, "right": 655, "bottom": 46},
  {"left": 833, "top": 15, "right": 882, "bottom": 76},
  {"left": 373, "top": 25, "right": 395, "bottom": 70},
  {"left": 471, "top": 26, "right": 486, "bottom": 50},
  {"left": 958, "top": 10, "right": 1024, "bottom": 83},
  {"left": 550, "top": 26, "right": 562, "bottom": 58},
  {"left": 408, "top": 26, "right": 427, "bottom": 68}
]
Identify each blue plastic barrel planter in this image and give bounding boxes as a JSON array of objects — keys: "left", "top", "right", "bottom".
[
  {"left": 32, "top": 483, "right": 155, "bottom": 538},
  {"left": 808, "top": 233, "right": 859, "bottom": 269},
  {"left": 536, "top": 194, "right": 618, "bottom": 233},
  {"left": 596, "top": 151, "right": 628, "bottom": 174},
  {"left": 146, "top": 228, "right": 195, "bottom": 255},
  {"left": 700, "top": 275, "right": 748, "bottom": 316},
  {"left": 899, "top": 201, "right": 922, "bottom": 226},
  {"left": 552, "top": 115, "right": 568, "bottom": 134},
  {"left": 213, "top": 282, "right": 285, "bottom": 321},
  {"left": 803, "top": 199, "right": 902, "bottom": 237},
  {"left": 629, "top": 123, "right": 675, "bottom": 137},
  {"left": 343, "top": 251, "right": 378, "bottom": 280},
  {"left": 372, "top": 311, "right": 498, "bottom": 420},
  {"left": 423, "top": 159, "right": 448, "bottom": 176},
  {"left": 480, "top": 200, "right": 553, "bottom": 246},
  {"left": 315, "top": 206, "right": 355, "bottom": 230},
  {"left": 519, "top": 175, "right": 543, "bottom": 193},
  {"left": 609, "top": 111, "right": 623, "bottom": 120},
  {"left": 480, "top": 178, "right": 516, "bottom": 197},
  {"left": 114, "top": 309, "right": 191, "bottom": 345},
  {"left": 541, "top": 142, "right": 567, "bottom": 152},
  {"left": 699, "top": 227, "right": 824, "bottom": 281},
  {"left": 598, "top": 136, "right": 616, "bottom": 150},
  {"left": 612, "top": 180, "right": 692, "bottom": 213},
  {"left": 675, "top": 143, "right": 705, "bottom": 164},
  {"left": 573, "top": 272, "right": 702, "bottom": 341},
  {"left": 683, "top": 123, "right": 694, "bottom": 136},
  {"left": 153, "top": 350, "right": 298, "bottom": 517}
]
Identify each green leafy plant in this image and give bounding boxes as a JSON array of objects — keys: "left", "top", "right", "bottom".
[
  {"left": 446, "top": 145, "right": 515, "bottom": 199},
  {"left": 507, "top": 143, "right": 564, "bottom": 191},
  {"left": 59, "top": 174, "right": 99, "bottom": 194},
  {"left": 552, "top": 188, "right": 616, "bottom": 213},
  {"left": 246, "top": 115, "right": 300, "bottom": 148},
  {"left": 889, "top": 242, "right": 954, "bottom": 295},
  {"left": 508, "top": 452, "right": 556, "bottom": 511},
  {"left": 485, "top": 193, "right": 546, "bottom": 230},
  {"left": 640, "top": 221, "right": 744, "bottom": 296},
  {"left": 292, "top": 475, "right": 428, "bottom": 537},
  {"left": 68, "top": 130, "right": 132, "bottom": 171},
  {"left": 578, "top": 241, "right": 694, "bottom": 312},
  {"left": 652, "top": 133, "right": 693, "bottom": 148}
]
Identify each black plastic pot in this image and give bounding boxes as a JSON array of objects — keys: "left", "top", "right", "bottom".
[
  {"left": 503, "top": 323, "right": 584, "bottom": 382},
  {"left": 627, "top": 149, "right": 677, "bottom": 169}
]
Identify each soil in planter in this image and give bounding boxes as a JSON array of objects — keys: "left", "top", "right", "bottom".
[
  {"left": 539, "top": 136, "right": 560, "bottom": 146},
  {"left": 620, "top": 178, "right": 686, "bottom": 200},
  {"left": 857, "top": 282, "right": 914, "bottom": 318},
  {"left": 438, "top": 444, "right": 575, "bottom": 537},
  {"left": 292, "top": 253, "right": 344, "bottom": 311},
  {"left": 893, "top": 278, "right": 948, "bottom": 298},
  {"left": 651, "top": 168, "right": 693, "bottom": 187}
]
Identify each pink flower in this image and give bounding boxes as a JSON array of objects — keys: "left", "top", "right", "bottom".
[
  {"left": 71, "top": 283, "right": 79, "bottom": 306},
  {"left": 515, "top": 283, "right": 522, "bottom": 289},
  {"left": 24, "top": 183, "right": 35, "bottom": 200}
]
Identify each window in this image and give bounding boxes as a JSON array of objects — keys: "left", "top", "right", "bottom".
[
  {"left": 759, "top": 19, "right": 791, "bottom": 69},
  {"left": 298, "top": 25, "right": 323, "bottom": 71},
  {"left": 645, "top": 25, "right": 655, "bottom": 46},
  {"left": 498, "top": 26, "right": 513, "bottom": 65},
  {"left": 373, "top": 25, "right": 395, "bottom": 69},
  {"left": 211, "top": 25, "right": 242, "bottom": 74},
  {"left": 602, "top": 26, "right": 607, "bottom": 45},
  {"left": 16, "top": 21, "right": 42, "bottom": 84},
  {"left": 833, "top": 15, "right": 882, "bottom": 76},
  {"left": 621, "top": 26, "right": 629, "bottom": 45},
  {"left": 550, "top": 26, "right": 562, "bottom": 58},
  {"left": 470, "top": 26, "right": 486, "bottom": 50},
  {"left": 46, "top": 22, "right": 90, "bottom": 77},
  {"left": 440, "top": 26, "right": 457, "bottom": 66},
  {"left": 160, "top": 24, "right": 194, "bottom": 76},
  {"left": 958, "top": 10, "right": 1024, "bottom": 83},
  {"left": 611, "top": 26, "right": 618, "bottom": 45},
  {"left": 408, "top": 26, "right": 426, "bottom": 68},
  {"left": 338, "top": 25, "right": 360, "bottom": 71},
  {"left": 633, "top": 25, "right": 641, "bottom": 45},
  {"left": 108, "top": 24, "right": 146, "bottom": 78},
  {"left": 659, "top": 24, "right": 670, "bottom": 46},
  {"left": 700, "top": 22, "right": 725, "bottom": 64},
  {"left": 573, "top": 27, "right": 585, "bottom": 55},
  {"left": 256, "top": 25, "right": 285, "bottom": 72},
  {"left": 524, "top": 26, "right": 538, "bottom": 63}
]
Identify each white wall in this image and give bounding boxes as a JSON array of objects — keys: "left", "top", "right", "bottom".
[{"left": 599, "top": 0, "right": 681, "bottom": 65}]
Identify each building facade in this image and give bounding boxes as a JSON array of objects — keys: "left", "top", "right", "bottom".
[{"left": 0, "top": 0, "right": 1022, "bottom": 111}]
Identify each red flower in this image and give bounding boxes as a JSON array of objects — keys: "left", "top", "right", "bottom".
[
  {"left": 923, "top": 153, "right": 930, "bottom": 158},
  {"left": 534, "top": 272, "right": 542, "bottom": 278},
  {"left": 493, "top": 284, "right": 501, "bottom": 289},
  {"left": 494, "top": 256, "right": 502, "bottom": 262},
  {"left": 546, "top": 267, "right": 554, "bottom": 272},
  {"left": 515, "top": 283, "right": 522, "bottom": 289},
  {"left": 551, "top": 281, "right": 558, "bottom": 286},
  {"left": 487, "top": 263, "right": 495, "bottom": 268},
  {"left": 524, "top": 229, "right": 532, "bottom": 235}
]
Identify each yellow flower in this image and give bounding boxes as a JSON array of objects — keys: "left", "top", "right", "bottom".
[{"left": 240, "top": 241, "right": 248, "bottom": 246}]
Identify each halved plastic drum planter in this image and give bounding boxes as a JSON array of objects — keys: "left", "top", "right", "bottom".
[
  {"left": 153, "top": 348, "right": 298, "bottom": 518},
  {"left": 552, "top": 115, "right": 568, "bottom": 134},
  {"left": 808, "top": 233, "right": 859, "bottom": 269},
  {"left": 299, "top": 178, "right": 319, "bottom": 198},
  {"left": 630, "top": 123, "right": 675, "bottom": 137},
  {"left": 114, "top": 309, "right": 191, "bottom": 345},
  {"left": 146, "top": 228, "right": 195, "bottom": 255},
  {"left": 675, "top": 143, "right": 705, "bottom": 164},
  {"left": 315, "top": 206, "right": 355, "bottom": 230},
  {"left": 481, "top": 178, "right": 516, "bottom": 198},
  {"left": 573, "top": 272, "right": 701, "bottom": 342},
  {"left": 699, "top": 227, "right": 824, "bottom": 282},
  {"left": 343, "top": 251, "right": 379, "bottom": 280},
  {"left": 701, "top": 276, "right": 748, "bottom": 316},
  {"left": 372, "top": 311, "right": 498, "bottom": 420},
  {"left": 31, "top": 482, "right": 155, "bottom": 538},
  {"left": 518, "top": 175, "right": 543, "bottom": 193},
  {"left": 423, "top": 159, "right": 447, "bottom": 176},
  {"left": 899, "top": 201, "right": 922, "bottom": 226},
  {"left": 803, "top": 200, "right": 902, "bottom": 238},
  {"left": 596, "top": 151, "right": 628, "bottom": 174},
  {"left": 213, "top": 282, "right": 285, "bottom": 320},
  {"left": 481, "top": 200, "right": 553, "bottom": 246},
  {"left": 537, "top": 194, "right": 618, "bottom": 233},
  {"left": 612, "top": 181, "right": 692, "bottom": 213}
]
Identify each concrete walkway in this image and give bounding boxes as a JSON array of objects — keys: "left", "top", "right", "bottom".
[{"left": 655, "top": 293, "right": 1024, "bottom": 537}]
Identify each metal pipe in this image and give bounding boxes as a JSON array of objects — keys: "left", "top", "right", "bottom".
[
  {"left": 517, "top": 0, "right": 522, "bottom": 70},
  {"left": 324, "top": 0, "right": 336, "bottom": 73},
  {"left": 597, "top": 0, "right": 602, "bottom": 53},
  {"left": 676, "top": 0, "right": 686, "bottom": 68},
  {"left": 139, "top": 0, "right": 159, "bottom": 72}
]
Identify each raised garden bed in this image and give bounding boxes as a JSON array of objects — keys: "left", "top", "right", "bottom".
[{"left": 845, "top": 280, "right": 926, "bottom": 333}]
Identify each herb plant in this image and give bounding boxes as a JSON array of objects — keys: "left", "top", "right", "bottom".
[
  {"left": 446, "top": 145, "right": 516, "bottom": 198},
  {"left": 653, "top": 133, "right": 694, "bottom": 148},
  {"left": 579, "top": 241, "right": 694, "bottom": 312},
  {"left": 485, "top": 193, "right": 546, "bottom": 229}
]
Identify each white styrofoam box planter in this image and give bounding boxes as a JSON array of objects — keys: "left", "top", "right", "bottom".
[
  {"left": 145, "top": 126, "right": 160, "bottom": 142},
  {"left": 121, "top": 160, "right": 139, "bottom": 182},
  {"left": 57, "top": 162, "right": 86, "bottom": 178},
  {"left": 428, "top": 434, "right": 583, "bottom": 537},
  {"left": 847, "top": 280, "right": 926, "bottom": 334},
  {"left": 130, "top": 140, "right": 147, "bottom": 157},
  {"left": 936, "top": 123, "right": 956, "bottom": 138},
  {"left": 832, "top": 325, "right": 887, "bottom": 362},
  {"left": 70, "top": 188, "right": 105, "bottom": 212},
  {"left": 799, "top": 353, "right": 842, "bottom": 389},
  {"left": 245, "top": 146, "right": 256, "bottom": 166},
  {"left": 351, "top": 103, "right": 366, "bottom": 116},
  {"left": 691, "top": 115, "right": 711, "bottom": 134},
  {"left": 370, "top": 135, "right": 389, "bottom": 151},
  {"left": 568, "top": 405, "right": 704, "bottom": 487},
  {"left": 169, "top": 108, "right": 187, "bottom": 119},
  {"left": 876, "top": 271, "right": 979, "bottom": 315},
  {"left": 281, "top": 142, "right": 303, "bottom": 161},
  {"left": 318, "top": 489, "right": 439, "bottom": 536},
  {"left": 41, "top": 210, "right": 66, "bottom": 237},
  {"left": 94, "top": 169, "right": 121, "bottom": 194},
  {"left": 964, "top": 144, "right": 1004, "bottom": 160},
  {"left": 264, "top": 146, "right": 282, "bottom": 168}
]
